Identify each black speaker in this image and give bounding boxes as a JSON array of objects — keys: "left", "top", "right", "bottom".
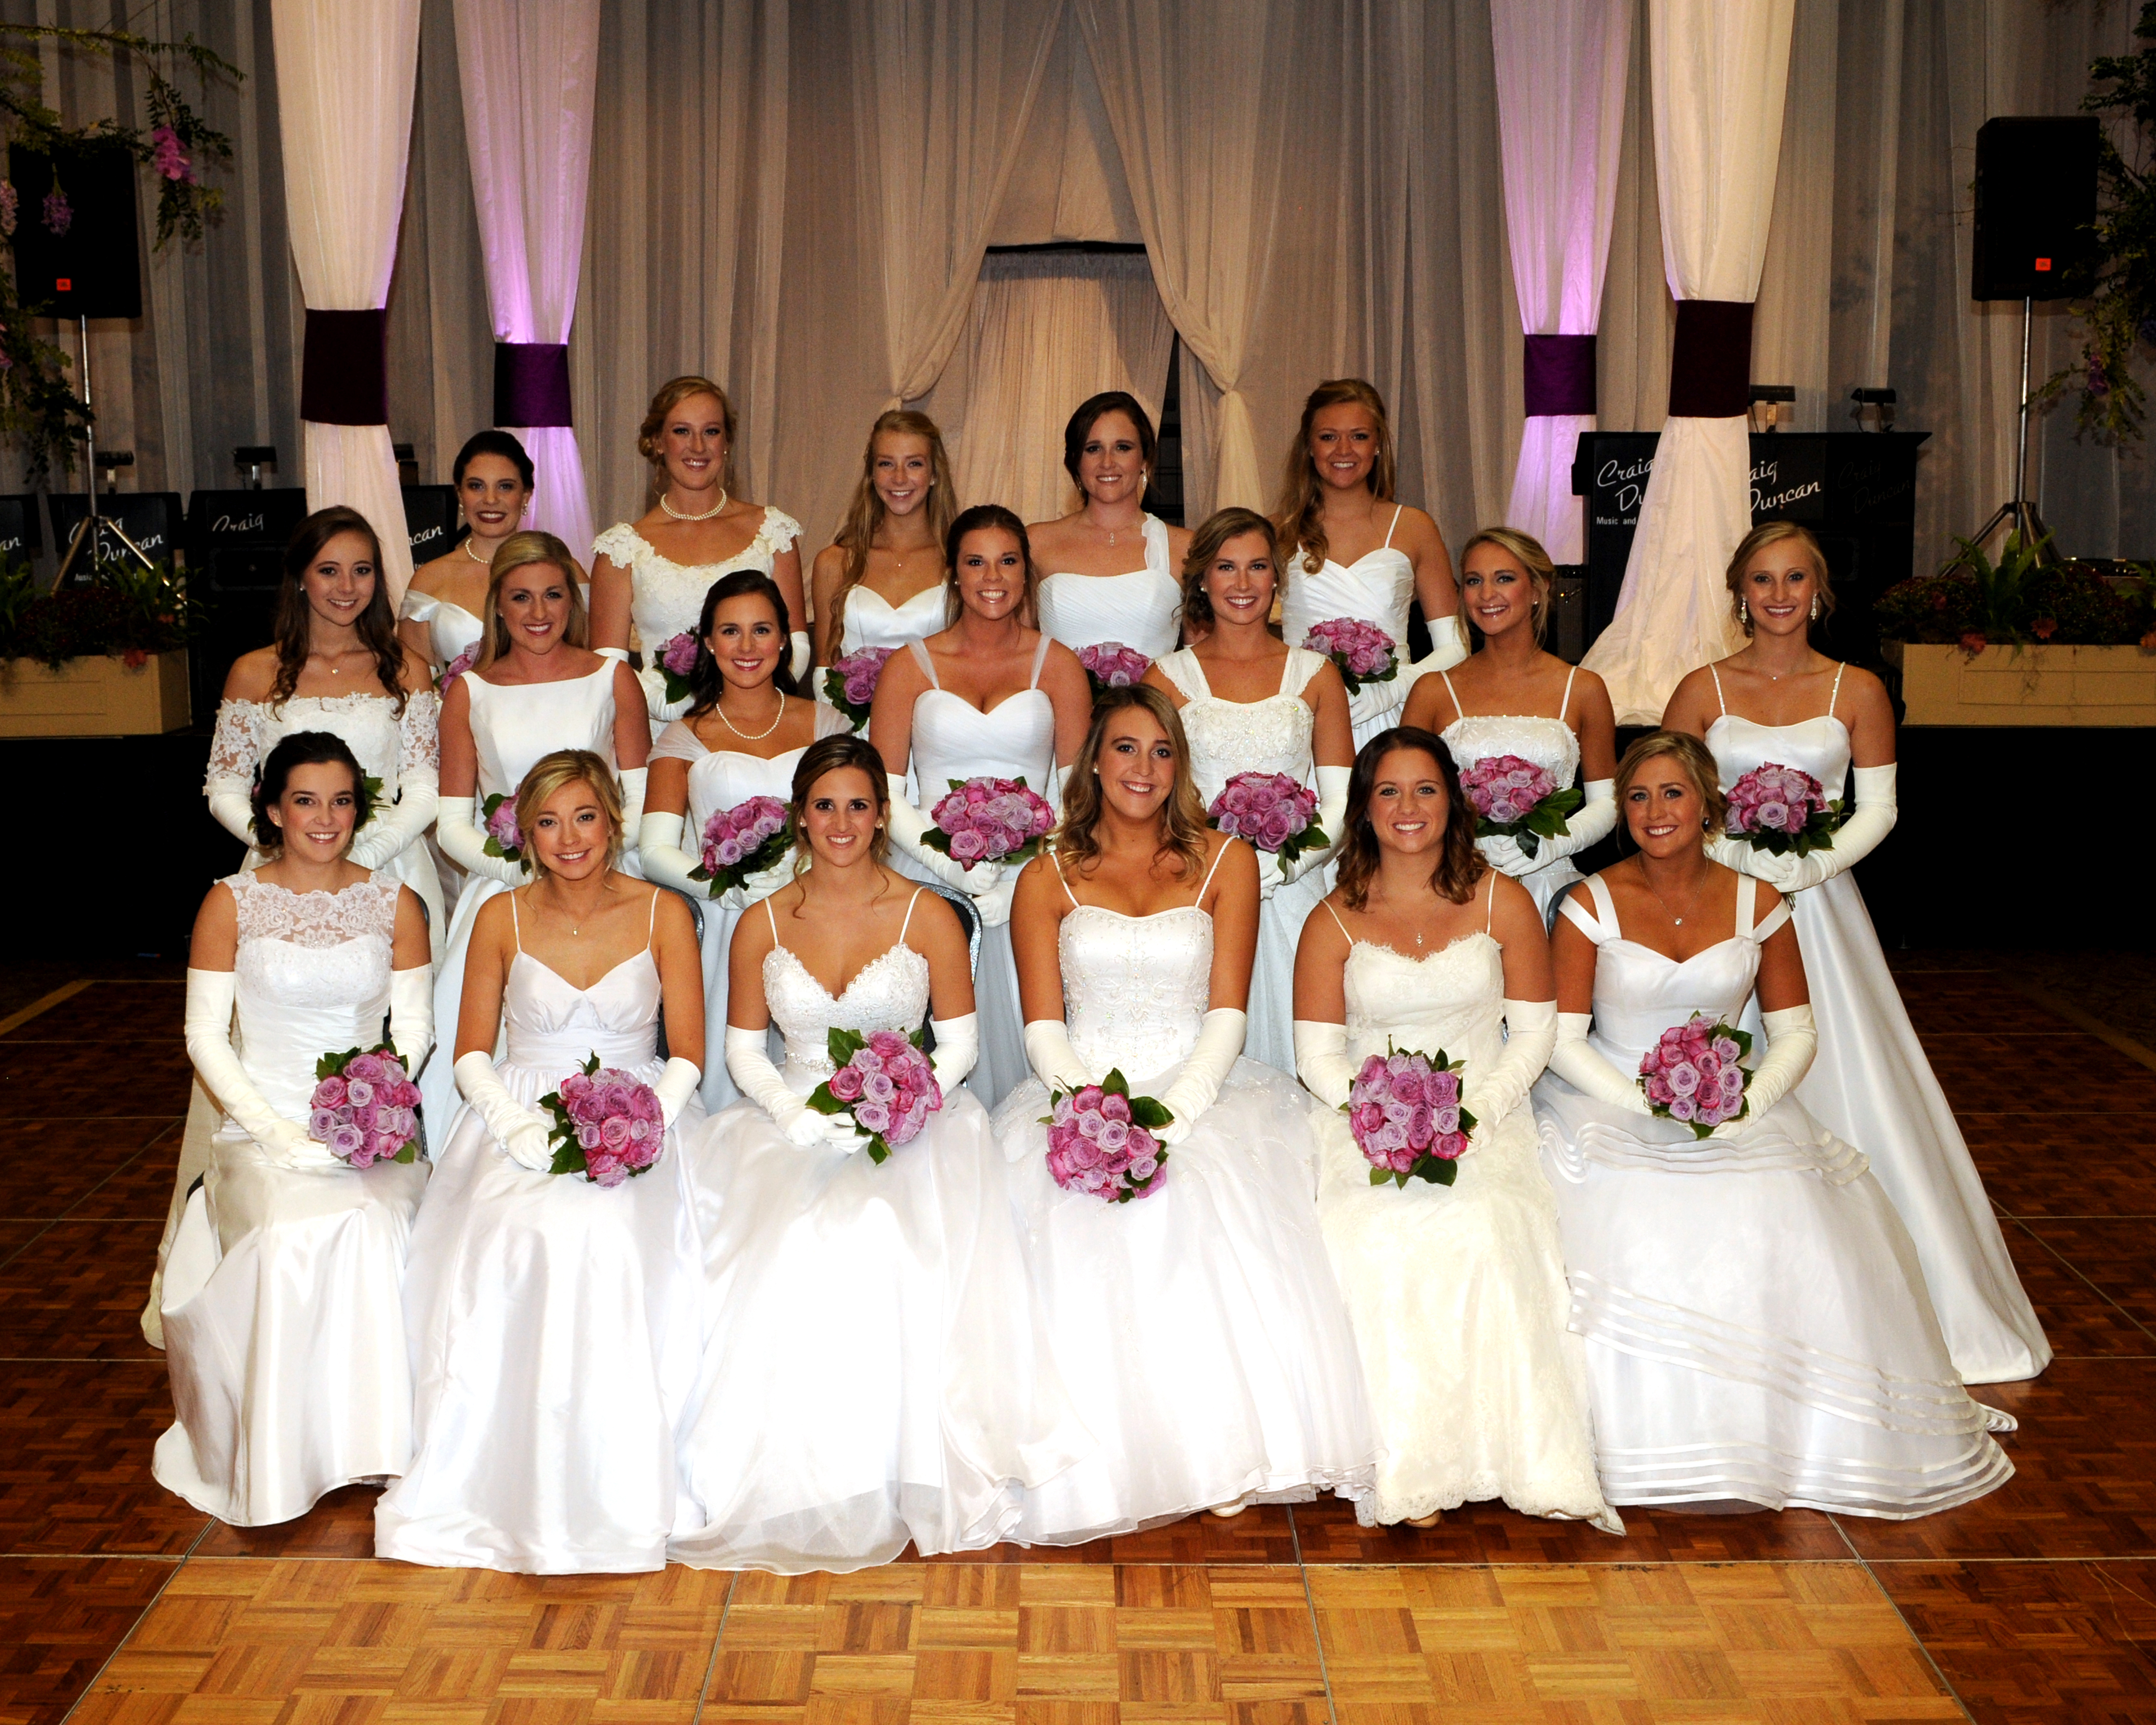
[
  {"left": 5, "top": 143, "right": 143, "bottom": 320},
  {"left": 403, "top": 485, "right": 460, "bottom": 563},
  {"left": 186, "top": 488, "right": 310, "bottom": 722},
  {"left": 47, "top": 492, "right": 183, "bottom": 579},
  {"left": 1972, "top": 116, "right": 2099, "bottom": 301},
  {"left": 0, "top": 493, "right": 42, "bottom": 562}
]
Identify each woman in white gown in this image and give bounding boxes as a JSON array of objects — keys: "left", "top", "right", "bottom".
[
  {"left": 150, "top": 507, "right": 442, "bottom": 1346},
  {"left": 1029, "top": 391, "right": 1191, "bottom": 661},
  {"left": 1662, "top": 522, "right": 2048, "bottom": 1386},
  {"left": 1405, "top": 528, "right": 1618, "bottom": 921},
  {"left": 808, "top": 410, "right": 956, "bottom": 678},
  {"left": 397, "top": 431, "right": 539, "bottom": 679},
  {"left": 671, "top": 735, "right": 1084, "bottom": 1572},
  {"left": 871, "top": 506, "right": 1093, "bottom": 1104},
  {"left": 1145, "top": 509, "right": 1354, "bottom": 1075},
  {"left": 640, "top": 570, "right": 850, "bottom": 1109},
  {"left": 377, "top": 752, "right": 707, "bottom": 1572},
  {"left": 421, "top": 535, "right": 651, "bottom": 1139},
  {"left": 1274, "top": 379, "right": 1466, "bottom": 747},
  {"left": 160, "top": 733, "right": 434, "bottom": 1526},
  {"left": 1534, "top": 731, "right": 2014, "bottom": 1517},
  {"left": 591, "top": 376, "right": 807, "bottom": 729},
  {"left": 993, "top": 686, "right": 1374, "bottom": 1539},
  {"left": 1292, "top": 727, "right": 1617, "bottom": 1534}
]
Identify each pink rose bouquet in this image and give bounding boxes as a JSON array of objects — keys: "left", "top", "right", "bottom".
[
  {"left": 1076, "top": 641, "right": 1152, "bottom": 697},
  {"left": 1345, "top": 1044, "right": 1478, "bottom": 1188},
  {"left": 436, "top": 640, "right": 479, "bottom": 691},
  {"left": 309, "top": 1045, "right": 423, "bottom": 1167},
  {"left": 1724, "top": 761, "right": 1844, "bottom": 858},
  {"left": 1301, "top": 616, "right": 1398, "bottom": 695},
  {"left": 824, "top": 646, "right": 895, "bottom": 730},
  {"left": 924, "top": 776, "right": 1056, "bottom": 870},
  {"left": 479, "top": 791, "right": 526, "bottom": 869},
  {"left": 538, "top": 1053, "right": 666, "bottom": 1186},
  {"left": 1638, "top": 1013, "right": 1752, "bottom": 1138},
  {"left": 1208, "top": 770, "right": 1328, "bottom": 869},
  {"left": 1459, "top": 753, "right": 1585, "bottom": 861},
  {"left": 807, "top": 1027, "right": 942, "bottom": 1163},
  {"left": 656, "top": 631, "right": 701, "bottom": 706},
  {"left": 688, "top": 794, "right": 793, "bottom": 898},
  {"left": 1039, "top": 1068, "right": 1171, "bottom": 1203}
]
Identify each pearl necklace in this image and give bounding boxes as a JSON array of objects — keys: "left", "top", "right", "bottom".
[
  {"left": 463, "top": 533, "right": 495, "bottom": 563},
  {"left": 717, "top": 691, "right": 786, "bottom": 742},
  {"left": 661, "top": 488, "right": 728, "bottom": 523}
]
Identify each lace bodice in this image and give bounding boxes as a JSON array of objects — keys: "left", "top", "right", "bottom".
[
  {"left": 224, "top": 874, "right": 399, "bottom": 1119},
  {"left": 398, "top": 587, "right": 485, "bottom": 668},
  {"left": 205, "top": 690, "right": 441, "bottom": 798},
  {"left": 1037, "top": 515, "right": 1180, "bottom": 659},
  {"left": 761, "top": 894, "right": 932, "bottom": 1085},
  {"left": 1156, "top": 648, "right": 1323, "bottom": 805},
  {"left": 1282, "top": 508, "right": 1416, "bottom": 651},
  {"left": 840, "top": 583, "right": 946, "bottom": 656},
  {"left": 909, "top": 637, "right": 1057, "bottom": 793},
  {"left": 595, "top": 514, "right": 803, "bottom": 653},
  {"left": 465, "top": 661, "right": 619, "bottom": 799},
  {"left": 1343, "top": 933, "right": 1508, "bottom": 1072},
  {"left": 652, "top": 705, "right": 849, "bottom": 832}
]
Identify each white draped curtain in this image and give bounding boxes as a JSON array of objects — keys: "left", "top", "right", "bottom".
[
  {"left": 454, "top": 0, "right": 600, "bottom": 558},
  {"left": 1491, "top": 0, "right": 1632, "bottom": 564}
]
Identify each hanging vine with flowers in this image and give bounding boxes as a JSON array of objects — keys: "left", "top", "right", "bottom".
[{"left": 0, "top": 24, "right": 238, "bottom": 481}]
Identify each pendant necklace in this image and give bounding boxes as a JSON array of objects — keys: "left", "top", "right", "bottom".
[
  {"left": 661, "top": 488, "right": 728, "bottom": 522},
  {"left": 1638, "top": 862, "right": 1691, "bottom": 927},
  {"left": 717, "top": 691, "right": 786, "bottom": 742}
]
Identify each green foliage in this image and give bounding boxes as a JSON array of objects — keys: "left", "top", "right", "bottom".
[
  {"left": 1876, "top": 533, "right": 2154, "bottom": 648},
  {"left": 0, "top": 560, "right": 202, "bottom": 669}
]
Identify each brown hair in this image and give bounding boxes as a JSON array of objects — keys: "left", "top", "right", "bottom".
[
  {"left": 1062, "top": 390, "right": 1158, "bottom": 491},
  {"left": 1458, "top": 525, "right": 1555, "bottom": 644},
  {"left": 637, "top": 376, "right": 737, "bottom": 497},
  {"left": 250, "top": 729, "right": 371, "bottom": 853},
  {"left": 1054, "top": 684, "right": 1212, "bottom": 882},
  {"left": 477, "top": 532, "right": 590, "bottom": 670},
  {"left": 943, "top": 502, "right": 1040, "bottom": 628},
  {"left": 1725, "top": 520, "right": 1836, "bottom": 635},
  {"left": 789, "top": 733, "right": 892, "bottom": 869},
  {"left": 271, "top": 506, "right": 406, "bottom": 714},
  {"left": 828, "top": 411, "right": 957, "bottom": 649},
  {"left": 515, "top": 749, "right": 625, "bottom": 878},
  {"left": 1333, "top": 728, "right": 1485, "bottom": 912},
  {"left": 684, "top": 570, "right": 801, "bottom": 717},
  {"left": 1178, "top": 507, "right": 1277, "bottom": 633},
  {"left": 1274, "top": 378, "right": 1397, "bottom": 578},
  {"left": 1615, "top": 730, "right": 1729, "bottom": 838}
]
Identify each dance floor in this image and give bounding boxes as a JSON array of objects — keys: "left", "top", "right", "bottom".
[{"left": 5, "top": 955, "right": 2155, "bottom": 1725}]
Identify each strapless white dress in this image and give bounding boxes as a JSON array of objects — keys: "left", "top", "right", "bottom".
[
  {"left": 1282, "top": 506, "right": 1417, "bottom": 747},
  {"left": 398, "top": 587, "right": 484, "bottom": 670},
  {"left": 1533, "top": 874, "right": 2014, "bottom": 1517},
  {"left": 838, "top": 581, "right": 946, "bottom": 656},
  {"left": 1037, "top": 514, "right": 1180, "bottom": 659},
  {"left": 669, "top": 895, "right": 1085, "bottom": 1573},
  {"left": 156, "top": 875, "right": 428, "bottom": 1526},
  {"left": 1440, "top": 665, "right": 1591, "bottom": 921}
]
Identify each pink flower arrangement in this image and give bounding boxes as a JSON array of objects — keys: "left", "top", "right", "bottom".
[
  {"left": 42, "top": 187, "right": 70, "bottom": 236},
  {"left": 1302, "top": 617, "right": 1397, "bottom": 695},
  {"left": 151, "top": 126, "right": 196, "bottom": 185},
  {"left": 1208, "top": 770, "right": 1327, "bottom": 868},
  {"left": 1638, "top": 1013, "right": 1752, "bottom": 1138},
  {"left": 538, "top": 1053, "right": 666, "bottom": 1186},
  {"left": 1724, "top": 761, "right": 1844, "bottom": 858},
  {"left": 1076, "top": 641, "right": 1152, "bottom": 696},
  {"left": 480, "top": 791, "right": 526, "bottom": 868},
  {"left": 924, "top": 776, "right": 1055, "bottom": 870},
  {"left": 1345, "top": 1044, "right": 1478, "bottom": 1188},
  {"left": 656, "top": 631, "right": 701, "bottom": 704},
  {"left": 824, "top": 646, "right": 895, "bottom": 730},
  {"left": 1039, "top": 1068, "right": 1171, "bottom": 1202},
  {"left": 1459, "top": 753, "right": 1585, "bottom": 861},
  {"left": 689, "top": 794, "right": 793, "bottom": 898},
  {"left": 309, "top": 1045, "right": 422, "bottom": 1168},
  {"left": 436, "top": 640, "right": 479, "bottom": 690},
  {"left": 807, "top": 1028, "right": 942, "bottom": 1163}
]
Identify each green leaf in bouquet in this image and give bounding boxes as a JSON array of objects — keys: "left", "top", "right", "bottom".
[
  {"left": 1412, "top": 1155, "right": 1460, "bottom": 1186},
  {"left": 1369, "top": 1165, "right": 1394, "bottom": 1187},
  {"left": 826, "top": 1026, "right": 867, "bottom": 1067},
  {"left": 357, "top": 775, "right": 385, "bottom": 829},
  {"left": 1277, "top": 820, "right": 1330, "bottom": 869},
  {"left": 392, "top": 1143, "right": 418, "bottom": 1164},
  {"left": 549, "top": 1140, "right": 588, "bottom": 1177},
  {"left": 1128, "top": 1095, "right": 1174, "bottom": 1130}
]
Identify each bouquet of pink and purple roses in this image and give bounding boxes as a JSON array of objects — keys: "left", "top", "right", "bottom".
[
  {"left": 824, "top": 646, "right": 895, "bottom": 730},
  {"left": 1723, "top": 762, "right": 1844, "bottom": 858},
  {"left": 1345, "top": 1044, "right": 1477, "bottom": 1188},
  {"left": 1459, "top": 753, "right": 1584, "bottom": 861},
  {"left": 807, "top": 1027, "right": 942, "bottom": 1163},
  {"left": 436, "top": 641, "right": 479, "bottom": 691},
  {"left": 923, "top": 776, "right": 1056, "bottom": 871},
  {"left": 1076, "top": 641, "right": 1152, "bottom": 697},
  {"left": 688, "top": 795, "right": 793, "bottom": 898},
  {"left": 1208, "top": 770, "right": 1328, "bottom": 869},
  {"left": 479, "top": 791, "right": 526, "bottom": 869},
  {"left": 1302, "top": 617, "right": 1398, "bottom": 696},
  {"left": 1039, "top": 1068, "right": 1171, "bottom": 1203},
  {"left": 538, "top": 1053, "right": 666, "bottom": 1186},
  {"left": 309, "top": 1045, "right": 423, "bottom": 1167},
  {"left": 1638, "top": 1013, "right": 1752, "bottom": 1138},
  {"left": 654, "top": 631, "right": 701, "bottom": 706}
]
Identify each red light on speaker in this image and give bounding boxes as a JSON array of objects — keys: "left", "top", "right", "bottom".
[
  {"left": 2035, "top": 258, "right": 2053, "bottom": 271},
  {"left": 55, "top": 276, "right": 70, "bottom": 291}
]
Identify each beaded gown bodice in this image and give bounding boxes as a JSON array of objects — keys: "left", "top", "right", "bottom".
[{"left": 1155, "top": 648, "right": 1322, "bottom": 805}]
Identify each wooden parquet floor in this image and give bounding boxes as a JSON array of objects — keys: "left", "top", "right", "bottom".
[{"left": 7, "top": 957, "right": 2156, "bottom": 1725}]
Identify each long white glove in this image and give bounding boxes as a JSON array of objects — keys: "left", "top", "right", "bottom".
[
  {"left": 1293, "top": 1019, "right": 1357, "bottom": 1109},
  {"left": 789, "top": 631, "right": 812, "bottom": 685},
  {"left": 436, "top": 794, "right": 528, "bottom": 886},
  {"left": 1154, "top": 1007, "right": 1247, "bottom": 1146},
  {"left": 1547, "top": 1011, "right": 1652, "bottom": 1115},
  {"left": 618, "top": 768, "right": 647, "bottom": 860},
  {"left": 1709, "top": 1004, "right": 1817, "bottom": 1138},
  {"left": 884, "top": 772, "right": 991, "bottom": 892},
  {"left": 725, "top": 1024, "right": 828, "bottom": 1147},
  {"left": 388, "top": 965, "right": 434, "bottom": 1076},
  {"left": 206, "top": 786, "right": 258, "bottom": 849},
  {"left": 1473, "top": 999, "right": 1557, "bottom": 1130},
  {"left": 1281, "top": 765, "right": 1353, "bottom": 884},
  {"left": 637, "top": 810, "right": 702, "bottom": 897},
  {"left": 1023, "top": 1017, "right": 1092, "bottom": 1094},
  {"left": 453, "top": 1049, "right": 555, "bottom": 1170},
  {"left": 928, "top": 1013, "right": 980, "bottom": 1091},
  {"left": 1414, "top": 612, "right": 1469, "bottom": 675},
  {"left": 347, "top": 776, "right": 440, "bottom": 871},
  {"left": 1480, "top": 778, "right": 1617, "bottom": 878},
  {"left": 1710, "top": 764, "right": 1897, "bottom": 894},
  {"left": 973, "top": 877, "right": 1018, "bottom": 927},
  {"left": 185, "top": 968, "right": 326, "bottom": 1166},
  {"left": 653, "top": 1056, "right": 703, "bottom": 1129}
]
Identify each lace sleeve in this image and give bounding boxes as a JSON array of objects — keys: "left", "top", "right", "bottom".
[
  {"left": 399, "top": 689, "right": 441, "bottom": 780},
  {"left": 759, "top": 507, "right": 803, "bottom": 556},
  {"left": 648, "top": 719, "right": 709, "bottom": 765},
  {"left": 593, "top": 523, "right": 646, "bottom": 567},
  {"left": 204, "top": 699, "right": 262, "bottom": 793}
]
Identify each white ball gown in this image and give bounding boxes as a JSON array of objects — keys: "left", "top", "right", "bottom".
[
  {"left": 837, "top": 580, "right": 946, "bottom": 656},
  {"left": 1282, "top": 504, "right": 1417, "bottom": 748},
  {"left": 1156, "top": 645, "right": 1330, "bottom": 1075},
  {"left": 397, "top": 585, "right": 484, "bottom": 670},
  {"left": 669, "top": 891, "right": 1085, "bottom": 1573},
  {"left": 1037, "top": 514, "right": 1181, "bottom": 658},
  {"left": 649, "top": 703, "right": 850, "bottom": 1110},
  {"left": 156, "top": 875, "right": 428, "bottom": 1525},
  {"left": 1437, "top": 664, "right": 1594, "bottom": 922},
  {"left": 1702, "top": 666, "right": 2049, "bottom": 1384},
  {"left": 375, "top": 896, "right": 705, "bottom": 1572},
  {"left": 898, "top": 636, "right": 1057, "bottom": 1106},
  {"left": 989, "top": 853, "right": 1375, "bottom": 1540},
  {"left": 595, "top": 512, "right": 803, "bottom": 731},
  {"left": 1313, "top": 898, "right": 1619, "bottom": 1533},
  {"left": 1533, "top": 873, "right": 2015, "bottom": 1517}
]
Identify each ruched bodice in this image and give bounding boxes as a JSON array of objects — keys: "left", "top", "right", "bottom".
[
  {"left": 227, "top": 875, "right": 397, "bottom": 1121},
  {"left": 466, "top": 662, "right": 619, "bottom": 798},
  {"left": 1282, "top": 517, "right": 1416, "bottom": 652},
  {"left": 1037, "top": 516, "right": 1179, "bottom": 659},
  {"left": 1059, "top": 905, "right": 1211, "bottom": 1080},
  {"left": 1343, "top": 933, "right": 1507, "bottom": 1072},
  {"left": 399, "top": 587, "right": 485, "bottom": 667},
  {"left": 501, "top": 950, "right": 662, "bottom": 1077},
  {"left": 908, "top": 638, "right": 1056, "bottom": 792},
  {"left": 1571, "top": 874, "right": 1778, "bottom": 1069},
  {"left": 840, "top": 583, "right": 945, "bottom": 656},
  {"left": 761, "top": 893, "right": 932, "bottom": 1086},
  {"left": 1156, "top": 649, "right": 1322, "bottom": 805}
]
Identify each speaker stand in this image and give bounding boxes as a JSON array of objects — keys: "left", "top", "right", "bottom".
[
  {"left": 54, "top": 314, "right": 155, "bottom": 583},
  {"left": 1966, "top": 294, "right": 2057, "bottom": 562}
]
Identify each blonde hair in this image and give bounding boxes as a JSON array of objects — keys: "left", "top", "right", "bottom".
[
  {"left": 1274, "top": 378, "right": 1397, "bottom": 578},
  {"left": 1615, "top": 730, "right": 1728, "bottom": 838},
  {"left": 1459, "top": 526, "right": 1555, "bottom": 644},
  {"left": 829, "top": 411, "right": 957, "bottom": 646},
  {"left": 1725, "top": 521, "right": 1835, "bottom": 635},
  {"left": 1178, "top": 507, "right": 1277, "bottom": 633},
  {"left": 1055, "top": 685, "right": 1212, "bottom": 882},
  {"left": 477, "top": 532, "right": 590, "bottom": 669},
  {"left": 637, "top": 376, "right": 737, "bottom": 496},
  {"left": 514, "top": 749, "right": 625, "bottom": 878}
]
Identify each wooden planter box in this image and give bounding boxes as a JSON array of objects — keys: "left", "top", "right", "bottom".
[
  {"left": 1885, "top": 640, "right": 2156, "bottom": 726},
  {"left": 0, "top": 650, "right": 191, "bottom": 737}
]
